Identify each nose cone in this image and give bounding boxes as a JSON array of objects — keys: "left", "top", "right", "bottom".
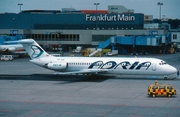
[{"left": 166, "top": 65, "right": 177, "bottom": 75}]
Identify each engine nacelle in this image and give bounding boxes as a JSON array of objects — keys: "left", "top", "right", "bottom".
[{"left": 46, "top": 62, "right": 67, "bottom": 70}]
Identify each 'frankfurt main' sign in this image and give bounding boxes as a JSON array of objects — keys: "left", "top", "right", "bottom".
[{"left": 86, "top": 14, "right": 135, "bottom": 22}]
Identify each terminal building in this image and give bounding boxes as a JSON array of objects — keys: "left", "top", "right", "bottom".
[{"left": 0, "top": 5, "right": 175, "bottom": 53}]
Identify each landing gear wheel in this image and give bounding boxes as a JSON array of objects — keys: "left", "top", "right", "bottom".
[
  {"left": 171, "top": 77, "right": 176, "bottom": 80},
  {"left": 83, "top": 74, "right": 98, "bottom": 81}
]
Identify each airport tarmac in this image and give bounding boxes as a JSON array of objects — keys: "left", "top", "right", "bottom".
[
  {"left": 1, "top": 78, "right": 180, "bottom": 117},
  {"left": 0, "top": 53, "right": 180, "bottom": 117}
]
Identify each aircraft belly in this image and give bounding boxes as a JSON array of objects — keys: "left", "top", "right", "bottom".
[{"left": 115, "top": 69, "right": 154, "bottom": 75}]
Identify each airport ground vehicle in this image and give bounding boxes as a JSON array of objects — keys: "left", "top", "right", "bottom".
[
  {"left": 148, "top": 81, "right": 176, "bottom": 97},
  {"left": 105, "top": 50, "right": 118, "bottom": 56},
  {"left": 0, "top": 55, "right": 13, "bottom": 61}
]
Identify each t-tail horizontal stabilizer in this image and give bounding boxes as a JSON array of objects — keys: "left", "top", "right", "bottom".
[{"left": 17, "top": 39, "right": 51, "bottom": 59}]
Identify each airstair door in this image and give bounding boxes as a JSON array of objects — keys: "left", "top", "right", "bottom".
[{"left": 152, "top": 63, "right": 156, "bottom": 71}]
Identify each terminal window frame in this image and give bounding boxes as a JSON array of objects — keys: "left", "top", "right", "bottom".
[
  {"left": 173, "top": 34, "right": 177, "bottom": 40},
  {"left": 27, "top": 34, "right": 79, "bottom": 41}
]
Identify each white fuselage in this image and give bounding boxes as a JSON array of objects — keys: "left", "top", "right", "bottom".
[{"left": 30, "top": 56, "right": 177, "bottom": 77}]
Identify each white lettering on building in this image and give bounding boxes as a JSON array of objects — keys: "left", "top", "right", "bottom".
[{"left": 86, "top": 14, "right": 135, "bottom": 22}]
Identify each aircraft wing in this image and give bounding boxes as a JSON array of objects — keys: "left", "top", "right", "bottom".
[{"left": 54, "top": 69, "right": 109, "bottom": 75}]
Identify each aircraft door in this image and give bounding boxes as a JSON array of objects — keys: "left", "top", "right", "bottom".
[{"left": 152, "top": 63, "right": 156, "bottom": 71}]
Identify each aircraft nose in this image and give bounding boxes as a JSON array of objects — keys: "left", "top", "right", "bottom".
[{"left": 168, "top": 66, "right": 177, "bottom": 74}]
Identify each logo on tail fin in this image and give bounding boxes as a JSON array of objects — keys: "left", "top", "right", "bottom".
[{"left": 31, "top": 45, "right": 44, "bottom": 58}]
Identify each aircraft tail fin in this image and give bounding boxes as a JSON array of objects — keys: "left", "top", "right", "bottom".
[{"left": 18, "top": 39, "right": 51, "bottom": 59}]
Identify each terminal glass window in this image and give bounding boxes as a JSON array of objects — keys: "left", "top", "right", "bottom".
[
  {"left": 27, "top": 34, "right": 79, "bottom": 41},
  {"left": 42, "top": 34, "right": 44, "bottom": 39},
  {"left": 45, "top": 34, "right": 49, "bottom": 39},
  {"left": 52, "top": 34, "right": 55, "bottom": 40},
  {"left": 173, "top": 34, "right": 177, "bottom": 40},
  {"left": 26, "top": 34, "right": 31, "bottom": 38}
]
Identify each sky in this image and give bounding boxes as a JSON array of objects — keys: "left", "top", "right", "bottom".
[{"left": 0, "top": 0, "right": 180, "bottom": 19}]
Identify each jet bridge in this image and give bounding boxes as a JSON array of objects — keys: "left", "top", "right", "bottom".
[
  {"left": 98, "top": 35, "right": 166, "bottom": 48},
  {"left": 97, "top": 35, "right": 169, "bottom": 54}
]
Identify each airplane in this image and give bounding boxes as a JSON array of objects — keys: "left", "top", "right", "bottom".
[
  {"left": 0, "top": 44, "right": 26, "bottom": 55},
  {"left": 16, "top": 39, "right": 178, "bottom": 79}
]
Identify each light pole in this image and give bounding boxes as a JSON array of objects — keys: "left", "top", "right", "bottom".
[
  {"left": 157, "top": 2, "right": 163, "bottom": 20},
  {"left": 94, "top": 3, "right": 100, "bottom": 11},
  {"left": 94, "top": 3, "right": 100, "bottom": 30},
  {"left": 18, "top": 3, "right": 23, "bottom": 12}
]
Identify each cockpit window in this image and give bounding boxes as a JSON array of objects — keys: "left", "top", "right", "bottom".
[{"left": 159, "top": 61, "right": 167, "bottom": 65}]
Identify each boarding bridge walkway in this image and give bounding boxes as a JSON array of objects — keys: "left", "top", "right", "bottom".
[{"left": 97, "top": 36, "right": 165, "bottom": 49}]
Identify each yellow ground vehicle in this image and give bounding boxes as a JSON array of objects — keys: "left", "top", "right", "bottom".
[{"left": 148, "top": 81, "right": 176, "bottom": 97}]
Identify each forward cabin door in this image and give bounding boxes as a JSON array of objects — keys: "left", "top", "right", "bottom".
[{"left": 152, "top": 63, "right": 156, "bottom": 71}]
